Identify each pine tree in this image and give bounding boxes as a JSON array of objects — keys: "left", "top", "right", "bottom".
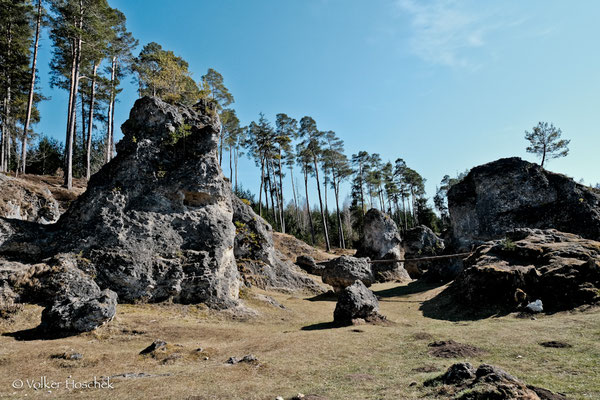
[
  {"left": 0, "top": 0, "right": 35, "bottom": 173},
  {"left": 133, "top": 42, "right": 200, "bottom": 106},
  {"left": 525, "top": 122, "right": 570, "bottom": 168},
  {"left": 298, "top": 116, "right": 330, "bottom": 251},
  {"left": 20, "top": 0, "right": 43, "bottom": 174}
]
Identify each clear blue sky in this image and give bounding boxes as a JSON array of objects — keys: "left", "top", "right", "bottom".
[{"left": 35, "top": 0, "right": 600, "bottom": 208}]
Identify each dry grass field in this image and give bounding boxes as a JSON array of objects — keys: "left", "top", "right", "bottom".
[{"left": 1, "top": 279, "right": 599, "bottom": 400}]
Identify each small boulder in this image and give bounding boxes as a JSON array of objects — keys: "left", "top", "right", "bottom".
[
  {"left": 227, "top": 354, "right": 258, "bottom": 364},
  {"left": 140, "top": 340, "right": 168, "bottom": 355},
  {"left": 41, "top": 289, "right": 117, "bottom": 333},
  {"left": 440, "top": 362, "right": 476, "bottom": 384},
  {"left": 333, "top": 280, "right": 384, "bottom": 324},
  {"left": 322, "top": 256, "right": 373, "bottom": 291},
  {"left": 295, "top": 255, "right": 325, "bottom": 276}
]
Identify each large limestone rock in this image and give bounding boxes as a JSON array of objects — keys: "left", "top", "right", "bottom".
[
  {"left": 355, "top": 208, "right": 410, "bottom": 282},
  {"left": 333, "top": 280, "right": 384, "bottom": 324},
  {"left": 322, "top": 255, "right": 374, "bottom": 292},
  {"left": 448, "top": 157, "right": 600, "bottom": 249},
  {"left": 0, "top": 97, "right": 245, "bottom": 332},
  {"left": 402, "top": 225, "right": 445, "bottom": 277},
  {"left": 449, "top": 228, "right": 600, "bottom": 312},
  {"left": 232, "top": 196, "right": 323, "bottom": 293},
  {"left": 0, "top": 174, "right": 60, "bottom": 224},
  {"left": 51, "top": 96, "right": 240, "bottom": 308}
]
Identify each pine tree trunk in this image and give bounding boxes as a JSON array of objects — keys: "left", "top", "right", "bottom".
[
  {"left": 229, "top": 145, "right": 233, "bottom": 184},
  {"left": 258, "top": 156, "right": 264, "bottom": 217},
  {"left": 266, "top": 160, "right": 277, "bottom": 229},
  {"left": 106, "top": 57, "right": 116, "bottom": 163},
  {"left": 86, "top": 63, "right": 98, "bottom": 180},
  {"left": 278, "top": 147, "right": 285, "bottom": 234},
  {"left": 20, "top": 0, "right": 42, "bottom": 174},
  {"left": 313, "top": 156, "right": 331, "bottom": 252},
  {"left": 2, "top": 23, "right": 13, "bottom": 173},
  {"left": 290, "top": 167, "right": 300, "bottom": 223},
  {"left": 65, "top": 3, "right": 84, "bottom": 189},
  {"left": 334, "top": 179, "right": 345, "bottom": 249},
  {"left": 304, "top": 166, "right": 315, "bottom": 245},
  {"left": 234, "top": 147, "right": 239, "bottom": 192}
]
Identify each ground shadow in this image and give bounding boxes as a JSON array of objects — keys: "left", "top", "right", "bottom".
[
  {"left": 419, "top": 285, "right": 512, "bottom": 322},
  {"left": 306, "top": 290, "right": 338, "bottom": 302},
  {"left": 300, "top": 321, "right": 345, "bottom": 331},
  {"left": 374, "top": 280, "right": 444, "bottom": 298},
  {"left": 2, "top": 326, "right": 78, "bottom": 341}
]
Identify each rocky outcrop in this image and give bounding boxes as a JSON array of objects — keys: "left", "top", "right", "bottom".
[
  {"left": 402, "top": 225, "right": 445, "bottom": 277},
  {"left": 0, "top": 97, "right": 326, "bottom": 332},
  {"left": 449, "top": 228, "right": 600, "bottom": 312},
  {"left": 0, "top": 174, "right": 60, "bottom": 224},
  {"left": 322, "top": 256, "right": 374, "bottom": 291},
  {"left": 333, "top": 280, "right": 384, "bottom": 324},
  {"left": 355, "top": 208, "right": 410, "bottom": 282},
  {"left": 426, "top": 363, "right": 568, "bottom": 399},
  {"left": 232, "top": 196, "right": 323, "bottom": 293},
  {"left": 0, "top": 97, "right": 245, "bottom": 332},
  {"left": 448, "top": 157, "right": 600, "bottom": 249}
]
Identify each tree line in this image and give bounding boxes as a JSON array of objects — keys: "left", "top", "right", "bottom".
[{"left": 5, "top": 1, "right": 579, "bottom": 249}]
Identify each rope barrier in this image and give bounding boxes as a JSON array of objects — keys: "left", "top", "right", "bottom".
[{"left": 368, "top": 252, "right": 473, "bottom": 264}]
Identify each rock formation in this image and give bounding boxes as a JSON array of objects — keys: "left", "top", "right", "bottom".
[
  {"left": 402, "top": 225, "right": 445, "bottom": 277},
  {"left": 450, "top": 228, "right": 600, "bottom": 312},
  {"left": 322, "top": 255, "right": 374, "bottom": 291},
  {"left": 333, "top": 280, "right": 385, "bottom": 325},
  {"left": 448, "top": 157, "right": 600, "bottom": 249},
  {"left": 0, "top": 174, "right": 60, "bottom": 224},
  {"left": 355, "top": 208, "right": 410, "bottom": 282},
  {"left": 426, "top": 363, "right": 568, "bottom": 399},
  {"left": 0, "top": 96, "right": 322, "bottom": 332},
  {"left": 52, "top": 96, "right": 241, "bottom": 308},
  {"left": 233, "top": 196, "right": 323, "bottom": 293}
]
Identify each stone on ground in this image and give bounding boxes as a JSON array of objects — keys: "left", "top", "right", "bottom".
[{"left": 333, "top": 280, "right": 385, "bottom": 324}]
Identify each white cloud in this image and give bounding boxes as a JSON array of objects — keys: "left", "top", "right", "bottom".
[{"left": 396, "top": 0, "right": 511, "bottom": 69}]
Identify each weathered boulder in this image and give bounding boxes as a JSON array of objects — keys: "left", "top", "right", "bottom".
[
  {"left": 41, "top": 288, "right": 117, "bottom": 333},
  {"left": 355, "top": 208, "right": 411, "bottom": 282},
  {"left": 322, "top": 255, "right": 374, "bottom": 291},
  {"left": 402, "top": 225, "right": 445, "bottom": 277},
  {"left": 450, "top": 228, "right": 600, "bottom": 312},
  {"left": 0, "top": 255, "right": 117, "bottom": 331},
  {"left": 232, "top": 196, "right": 323, "bottom": 293},
  {"left": 0, "top": 174, "right": 60, "bottom": 224},
  {"left": 333, "top": 280, "right": 384, "bottom": 324},
  {"left": 448, "top": 157, "right": 600, "bottom": 249},
  {"left": 295, "top": 255, "right": 327, "bottom": 276},
  {"left": 50, "top": 97, "right": 240, "bottom": 308},
  {"left": 427, "top": 363, "right": 568, "bottom": 399}
]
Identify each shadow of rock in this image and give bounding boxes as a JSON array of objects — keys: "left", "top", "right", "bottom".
[
  {"left": 374, "top": 280, "right": 443, "bottom": 298},
  {"left": 419, "top": 285, "right": 511, "bottom": 321},
  {"left": 2, "top": 326, "right": 79, "bottom": 341},
  {"left": 305, "top": 290, "right": 338, "bottom": 302},
  {"left": 300, "top": 321, "right": 343, "bottom": 331}
]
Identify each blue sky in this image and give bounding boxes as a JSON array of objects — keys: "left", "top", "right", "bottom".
[{"left": 35, "top": 0, "right": 600, "bottom": 208}]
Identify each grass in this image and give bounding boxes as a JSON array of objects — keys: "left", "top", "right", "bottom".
[{"left": 0, "top": 282, "right": 599, "bottom": 399}]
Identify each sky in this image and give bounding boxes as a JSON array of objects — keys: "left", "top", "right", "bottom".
[{"left": 34, "top": 0, "right": 600, "bottom": 209}]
